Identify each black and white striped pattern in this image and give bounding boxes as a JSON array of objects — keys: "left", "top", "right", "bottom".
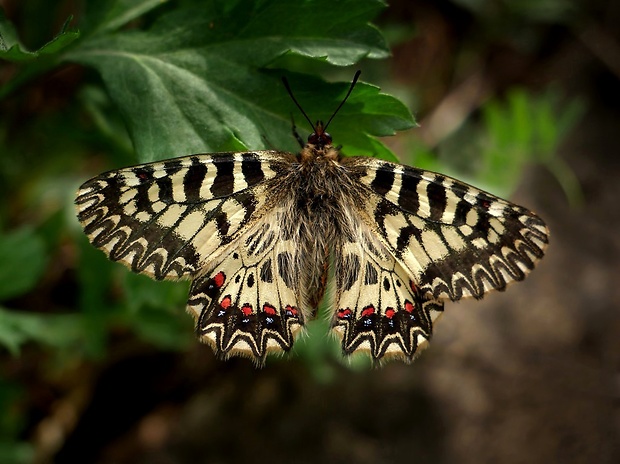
[
  {"left": 347, "top": 158, "right": 548, "bottom": 300},
  {"left": 76, "top": 151, "right": 291, "bottom": 280},
  {"left": 76, "top": 132, "right": 549, "bottom": 364}
]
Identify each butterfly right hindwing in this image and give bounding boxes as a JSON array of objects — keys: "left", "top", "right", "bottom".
[{"left": 332, "top": 230, "right": 444, "bottom": 361}]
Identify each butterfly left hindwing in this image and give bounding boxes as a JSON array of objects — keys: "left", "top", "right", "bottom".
[{"left": 187, "top": 210, "right": 304, "bottom": 360}]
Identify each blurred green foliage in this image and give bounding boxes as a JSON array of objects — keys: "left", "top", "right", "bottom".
[
  {"left": 478, "top": 87, "right": 584, "bottom": 205},
  {"left": 423, "top": 87, "right": 585, "bottom": 204}
]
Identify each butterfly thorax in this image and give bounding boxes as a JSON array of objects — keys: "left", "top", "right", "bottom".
[
  {"left": 295, "top": 145, "right": 352, "bottom": 215},
  {"left": 272, "top": 146, "right": 363, "bottom": 311},
  {"left": 299, "top": 143, "right": 339, "bottom": 163}
]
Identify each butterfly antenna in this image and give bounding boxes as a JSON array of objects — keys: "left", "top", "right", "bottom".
[
  {"left": 282, "top": 76, "right": 316, "bottom": 131},
  {"left": 324, "top": 70, "right": 361, "bottom": 131},
  {"left": 282, "top": 70, "right": 361, "bottom": 132}
]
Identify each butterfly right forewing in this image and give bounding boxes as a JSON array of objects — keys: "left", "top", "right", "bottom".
[{"left": 345, "top": 157, "right": 549, "bottom": 301}]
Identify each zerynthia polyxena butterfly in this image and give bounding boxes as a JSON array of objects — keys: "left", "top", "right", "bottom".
[{"left": 76, "top": 71, "right": 549, "bottom": 364}]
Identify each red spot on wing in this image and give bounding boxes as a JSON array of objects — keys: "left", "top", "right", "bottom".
[
  {"left": 404, "top": 300, "right": 414, "bottom": 313},
  {"left": 263, "top": 304, "right": 277, "bottom": 315},
  {"left": 241, "top": 304, "right": 253, "bottom": 316},
  {"left": 285, "top": 305, "right": 298, "bottom": 317},
  {"left": 385, "top": 307, "right": 396, "bottom": 319},
  {"left": 220, "top": 296, "right": 232, "bottom": 309},
  {"left": 213, "top": 271, "right": 226, "bottom": 288},
  {"left": 337, "top": 308, "right": 352, "bottom": 319},
  {"left": 410, "top": 280, "right": 417, "bottom": 293},
  {"left": 361, "top": 305, "right": 375, "bottom": 317}
]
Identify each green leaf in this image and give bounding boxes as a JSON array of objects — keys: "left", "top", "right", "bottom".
[
  {"left": 0, "top": 228, "right": 48, "bottom": 301},
  {"left": 0, "top": 8, "right": 80, "bottom": 100},
  {"left": 122, "top": 271, "right": 188, "bottom": 314},
  {"left": 119, "top": 271, "right": 192, "bottom": 350},
  {"left": 74, "top": 235, "right": 119, "bottom": 357},
  {"left": 0, "top": 307, "right": 84, "bottom": 355},
  {"left": 125, "top": 303, "right": 193, "bottom": 351},
  {"left": 81, "top": 0, "right": 169, "bottom": 36},
  {"left": 0, "top": 374, "right": 33, "bottom": 464},
  {"left": 0, "top": 10, "right": 79, "bottom": 62},
  {"left": 65, "top": 0, "right": 412, "bottom": 163}
]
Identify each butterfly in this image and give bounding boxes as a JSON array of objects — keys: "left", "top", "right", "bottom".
[{"left": 75, "top": 71, "right": 549, "bottom": 364}]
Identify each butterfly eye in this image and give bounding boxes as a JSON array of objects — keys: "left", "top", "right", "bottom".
[{"left": 307, "top": 131, "right": 332, "bottom": 146}]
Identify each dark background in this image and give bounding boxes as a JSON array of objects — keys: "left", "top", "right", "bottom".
[{"left": 1, "top": 0, "right": 618, "bottom": 463}]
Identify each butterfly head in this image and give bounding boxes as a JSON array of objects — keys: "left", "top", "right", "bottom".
[
  {"left": 282, "top": 71, "right": 361, "bottom": 153},
  {"left": 307, "top": 120, "right": 333, "bottom": 148}
]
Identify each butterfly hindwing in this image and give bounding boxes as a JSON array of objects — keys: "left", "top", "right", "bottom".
[
  {"left": 332, "top": 232, "right": 444, "bottom": 361},
  {"left": 186, "top": 212, "right": 304, "bottom": 360}
]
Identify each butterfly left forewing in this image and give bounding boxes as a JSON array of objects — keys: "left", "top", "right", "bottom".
[{"left": 75, "top": 151, "right": 293, "bottom": 281}]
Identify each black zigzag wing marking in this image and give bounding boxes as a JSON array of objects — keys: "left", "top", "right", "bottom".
[
  {"left": 332, "top": 235, "right": 444, "bottom": 362},
  {"left": 343, "top": 157, "right": 550, "bottom": 301},
  {"left": 186, "top": 217, "right": 303, "bottom": 361},
  {"left": 75, "top": 151, "right": 294, "bottom": 280}
]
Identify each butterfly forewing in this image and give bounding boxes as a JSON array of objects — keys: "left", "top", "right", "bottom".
[
  {"left": 76, "top": 151, "right": 292, "bottom": 280},
  {"left": 344, "top": 157, "right": 549, "bottom": 301}
]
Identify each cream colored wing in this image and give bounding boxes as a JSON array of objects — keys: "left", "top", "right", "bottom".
[
  {"left": 331, "top": 229, "right": 444, "bottom": 362},
  {"left": 187, "top": 210, "right": 305, "bottom": 362},
  {"left": 330, "top": 156, "right": 549, "bottom": 361},
  {"left": 344, "top": 156, "right": 549, "bottom": 301},
  {"left": 75, "top": 151, "right": 294, "bottom": 280}
]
